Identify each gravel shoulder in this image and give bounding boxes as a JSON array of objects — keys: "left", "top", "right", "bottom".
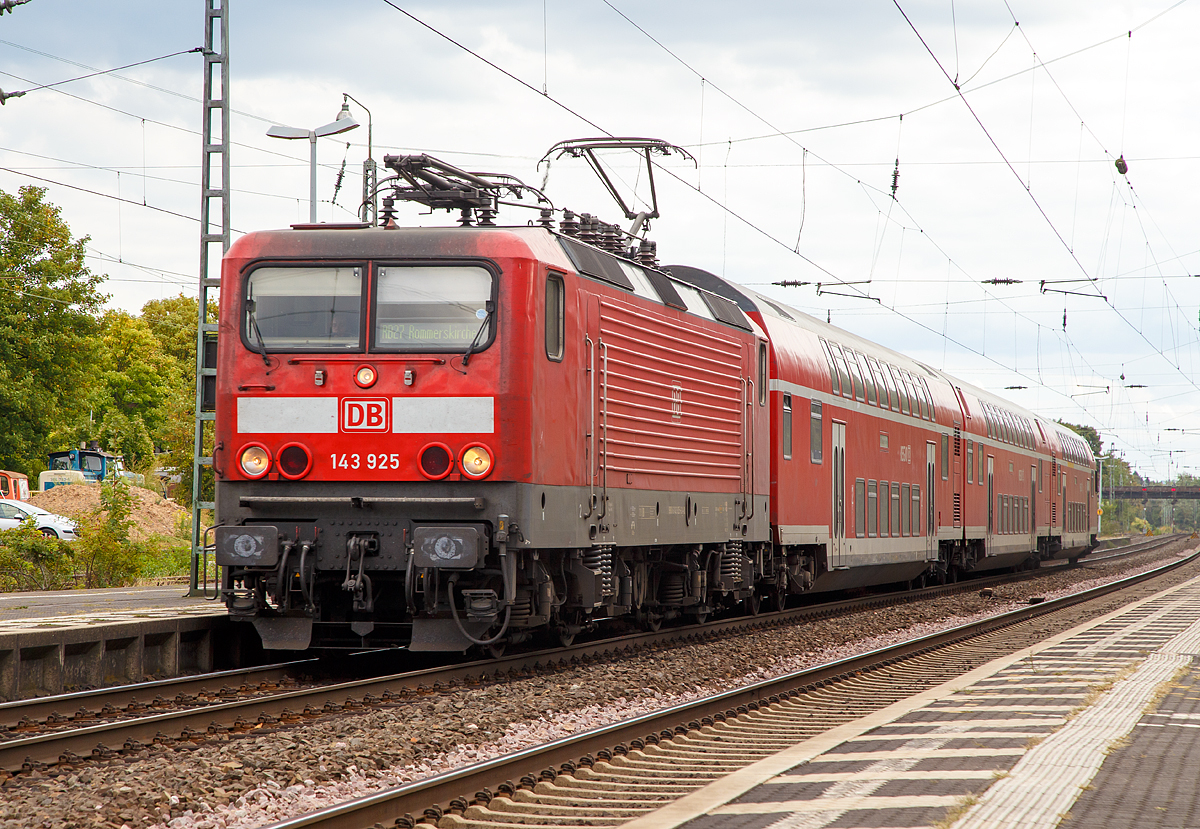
[{"left": 0, "top": 541, "right": 1193, "bottom": 829}]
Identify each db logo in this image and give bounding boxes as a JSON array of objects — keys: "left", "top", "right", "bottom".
[{"left": 340, "top": 398, "right": 390, "bottom": 432}]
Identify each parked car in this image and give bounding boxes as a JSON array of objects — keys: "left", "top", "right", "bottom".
[{"left": 0, "top": 499, "right": 78, "bottom": 540}]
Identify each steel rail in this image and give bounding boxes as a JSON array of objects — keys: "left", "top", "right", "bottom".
[
  {"left": 0, "top": 533, "right": 1181, "bottom": 773},
  {"left": 0, "top": 660, "right": 314, "bottom": 731},
  {"left": 255, "top": 545, "right": 1200, "bottom": 829}
]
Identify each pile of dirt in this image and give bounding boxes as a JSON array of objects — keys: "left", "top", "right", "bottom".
[{"left": 27, "top": 484, "right": 190, "bottom": 542}]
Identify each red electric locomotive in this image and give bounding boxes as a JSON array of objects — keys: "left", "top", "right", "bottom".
[
  {"left": 214, "top": 140, "right": 1097, "bottom": 653},
  {"left": 215, "top": 148, "right": 771, "bottom": 651}
]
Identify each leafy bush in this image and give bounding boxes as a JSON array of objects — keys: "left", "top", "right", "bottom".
[
  {"left": 0, "top": 520, "right": 76, "bottom": 591},
  {"left": 71, "top": 478, "right": 145, "bottom": 588},
  {"left": 1, "top": 479, "right": 195, "bottom": 592}
]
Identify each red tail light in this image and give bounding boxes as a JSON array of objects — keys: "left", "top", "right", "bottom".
[
  {"left": 277, "top": 443, "right": 313, "bottom": 479},
  {"left": 419, "top": 443, "right": 453, "bottom": 480}
]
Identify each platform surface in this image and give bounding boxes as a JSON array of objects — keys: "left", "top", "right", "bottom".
[
  {"left": 625, "top": 572, "right": 1200, "bottom": 829},
  {"left": 0, "top": 584, "right": 222, "bottom": 634}
]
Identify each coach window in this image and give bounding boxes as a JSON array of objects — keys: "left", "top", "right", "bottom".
[
  {"left": 855, "top": 479, "right": 866, "bottom": 537},
  {"left": 545, "top": 273, "right": 564, "bottom": 360},
  {"left": 891, "top": 366, "right": 910, "bottom": 415},
  {"left": 901, "top": 484, "right": 911, "bottom": 536},
  {"left": 941, "top": 434, "right": 949, "bottom": 479},
  {"left": 906, "top": 373, "right": 923, "bottom": 418},
  {"left": 244, "top": 265, "right": 363, "bottom": 350},
  {"left": 1038, "top": 459, "right": 1043, "bottom": 493},
  {"left": 891, "top": 483, "right": 901, "bottom": 535},
  {"left": 782, "top": 394, "right": 793, "bottom": 459},
  {"left": 880, "top": 481, "right": 890, "bottom": 536},
  {"left": 846, "top": 351, "right": 866, "bottom": 402},
  {"left": 867, "top": 356, "right": 888, "bottom": 408},
  {"left": 867, "top": 481, "right": 878, "bottom": 537},
  {"left": 914, "top": 375, "right": 930, "bottom": 420},
  {"left": 859, "top": 353, "right": 877, "bottom": 405},
  {"left": 911, "top": 485, "right": 921, "bottom": 535},
  {"left": 967, "top": 440, "right": 974, "bottom": 483},
  {"left": 831, "top": 344, "right": 853, "bottom": 399},
  {"left": 810, "top": 400, "right": 823, "bottom": 464},
  {"left": 882, "top": 364, "right": 900, "bottom": 411},
  {"left": 820, "top": 339, "right": 841, "bottom": 396},
  {"left": 758, "top": 342, "right": 768, "bottom": 405},
  {"left": 373, "top": 265, "right": 495, "bottom": 351}
]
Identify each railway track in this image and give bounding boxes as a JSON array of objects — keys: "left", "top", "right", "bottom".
[
  {"left": 0, "top": 533, "right": 1179, "bottom": 775},
  {"left": 252, "top": 543, "right": 1200, "bottom": 829}
]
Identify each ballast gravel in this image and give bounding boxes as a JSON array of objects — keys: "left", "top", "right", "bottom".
[{"left": 0, "top": 541, "right": 1193, "bottom": 829}]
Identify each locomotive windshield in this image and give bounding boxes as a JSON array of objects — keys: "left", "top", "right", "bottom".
[
  {"left": 372, "top": 265, "right": 493, "bottom": 350},
  {"left": 244, "top": 266, "right": 362, "bottom": 349}
]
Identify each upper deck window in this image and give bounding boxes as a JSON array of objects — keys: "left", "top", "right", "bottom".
[
  {"left": 373, "top": 265, "right": 495, "bottom": 351},
  {"left": 244, "top": 266, "right": 363, "bottom": 350}
]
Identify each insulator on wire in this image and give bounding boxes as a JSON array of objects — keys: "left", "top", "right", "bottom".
[
  {"left": 890, "top": 159, "right": 900, "bottom": 198},
  {"left": 1115, "top": 155, "right": 1129, "bottom": 175}
]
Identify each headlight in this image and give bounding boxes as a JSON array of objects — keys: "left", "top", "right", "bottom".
[
  {"left": 419, "top": 443, "right": 453, "bottom": 480},
  {"left": 354, "top": 364, "right": 377, "bottom": 388},
  {"left": 277, "top": 443, "right": 312, "bottom": 479},
  {"left": 460, "top": 444, "right": 494, "bottom": 479},
  {"left": 238, "top": 444, "right": 271, "bottom": 478}
]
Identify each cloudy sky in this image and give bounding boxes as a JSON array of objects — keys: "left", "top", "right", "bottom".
[{"left": 2, "top": 0, "right": 1198, "bottom": 481}]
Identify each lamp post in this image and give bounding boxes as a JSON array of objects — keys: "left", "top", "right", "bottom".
[
  {"left": 267, "top": 109, "right": 359, "bottom": 223},
  {"left": 339, "top": 93, "right": 375, "bottom": 225}
]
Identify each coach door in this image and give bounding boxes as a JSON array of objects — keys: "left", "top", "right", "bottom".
[
  {"left": 986, "top": 456, "right": 995, "bottom": 557},
  {"left": 831, "top": 421, "right": 846, "bottom": 567},
  {"left": 926, "top": 441, "right": 937, "bottom": 560},
  {"left": 1030, "top": 466, "right": 1038, "bottom": 551}
]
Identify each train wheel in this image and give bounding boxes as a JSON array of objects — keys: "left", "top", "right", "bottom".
[
  {"left": 745, "top": 592, "right": 762, "bottom": 617},
  {"left": 763, "top": 587, "right": 785, "bottom": 613},
  {"left": 486, "top": 640, "right": 507, "bottom": 659},
  {"left": 555, "top": 628, "right": 576, "bottom": 648},
  {"left": 637, "top": 608, "right": 662, "bottom": 632},
  {"left": 691, "top": 610, "right": 709, "bottom": 625}
]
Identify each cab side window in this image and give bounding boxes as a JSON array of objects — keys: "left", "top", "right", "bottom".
[{"left": 545, "top": 273, "right": 564, "bottom": 361}]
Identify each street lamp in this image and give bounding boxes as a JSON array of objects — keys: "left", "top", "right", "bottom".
[
  {"left": 339, "top": 93, "right": 375, "bottom": 225},
  {"left": 267, "top": 108, "right": 359, "bottom": 223}
]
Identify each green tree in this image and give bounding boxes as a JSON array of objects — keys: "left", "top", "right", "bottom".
[
  {"left": 139, "top": 294, "right": 216, "bottom": 505},
  {"left": 52, "top": 310, "right": 180, "bottom": 471},
  {"left": 0, "top": 186, "right": 106, "bottom": 475}
]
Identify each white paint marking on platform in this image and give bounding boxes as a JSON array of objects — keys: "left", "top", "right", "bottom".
[
  {"left": 715, "top": 794, "right": 962, "bottom": 815},
  {"left": 951, "top": 617, "right": 1200, "bottom": 828}
]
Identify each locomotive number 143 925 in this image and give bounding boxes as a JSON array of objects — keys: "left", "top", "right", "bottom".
[{"left": 330, "top": 453, "right": 402, "bottom": 470}]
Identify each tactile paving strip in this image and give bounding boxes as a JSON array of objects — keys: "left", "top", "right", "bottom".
[{"left": 637, "top": 574, "right": 1200, "bottom": 829}]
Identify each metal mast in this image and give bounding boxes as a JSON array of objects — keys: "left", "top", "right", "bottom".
[{"left": 190, "top": 0, "right": 230, "bottom": 597}]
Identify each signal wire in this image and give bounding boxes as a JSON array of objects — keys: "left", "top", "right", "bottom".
[{"left": 379, "top": 1, "right": 1180, "bottom": 439}]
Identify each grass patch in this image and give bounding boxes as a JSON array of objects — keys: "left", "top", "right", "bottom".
[{"left": 934, "top": 794, "right": 980, "bottom": 829}]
